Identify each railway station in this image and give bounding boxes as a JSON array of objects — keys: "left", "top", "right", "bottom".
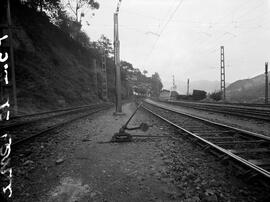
[{"left": 1, "top": 0, "right": 270, "bottom": 201}]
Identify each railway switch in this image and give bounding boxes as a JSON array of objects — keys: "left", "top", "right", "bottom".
[{"left": 111, "top": 102, "right": 151, "bottom": 142}]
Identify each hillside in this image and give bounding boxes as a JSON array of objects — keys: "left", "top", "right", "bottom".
[
  {"left": 226, "top": 73, "right": 269, "bottom": 103},
  {"left": 6, "top": 3, "right": 114, "bottom": 114}
]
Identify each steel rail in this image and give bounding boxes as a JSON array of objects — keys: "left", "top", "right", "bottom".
[
  {"left": 146, "top": 100, "right": 270, "bottom": 141},
  {"left": 142, "top": 101, "right": 270, "bottom": 180},
  {"left": 11, "top": 104, "right": 108, "bottom": 119},
  {"left": 161, "top": 99, "right": 270, "bottom": 109},
  {"left": 0, "top": 103, "right": 111, "bottom": 130},
  {"left": 5, "top": 102, "right": 113, "bottom": 121}
]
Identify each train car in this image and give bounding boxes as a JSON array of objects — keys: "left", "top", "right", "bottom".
[{"left": 192, "top": 89, "right": 207, "bottom": 100}]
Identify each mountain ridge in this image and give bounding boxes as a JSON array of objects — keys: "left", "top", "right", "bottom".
[{"left": 226, "top": 73, "right": 269, "bottom": 103}]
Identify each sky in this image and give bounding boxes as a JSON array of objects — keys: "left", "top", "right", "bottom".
[{"left": 81, "top": 0, "right": 270, "bottom": 90}]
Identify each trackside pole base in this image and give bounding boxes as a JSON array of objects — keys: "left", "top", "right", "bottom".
[
  {"left": 111, "top": 102, "right": 150, "bottom": 143},
  {"left": 113, "top": 112, "right": 125, "bottom": 116}
]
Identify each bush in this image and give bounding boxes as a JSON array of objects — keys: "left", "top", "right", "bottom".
[{"left": 209, "top": 91, "right": 222, "bottom": 101}]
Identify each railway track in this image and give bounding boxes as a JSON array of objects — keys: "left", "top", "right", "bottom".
[
  {"left": 2, "top": 103, "right": 113, "bottom": 148},
  {"left": 0, "top": 103, "right": 112, "bottom": 130},
  {"left": 142, "top": 99, "right": 270, "bottom": 184},
  {"left": 10, "top": 105, "right": 99, "bottom": 120},
  {"left": 159, "top": 99, "right": 270, "bottom": 121}
]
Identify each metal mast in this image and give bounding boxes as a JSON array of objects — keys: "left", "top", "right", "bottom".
[
  {"left": 220, "top": 46, "right": 226, "bottom": 100},
  {"left": 172, "top": 75, "right": 177, "bottom": 91},
  {"left": 169, "top": 75, "right": 177, "bottom": 99},
  {"left": 265, "top": 62, "right": 269, "bottom": 104},
  {"left": 101, "top": 49, "right": 108, "bottom": 100}
]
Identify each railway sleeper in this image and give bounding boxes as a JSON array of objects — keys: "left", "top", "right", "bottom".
[
  {"left": 214, "top": 140, "right": 266, "bottom": 145},
  {"left": 203, "top": 136, "right": 236, "bottom": 141},
  {"left": 228, "top": 148, "right": 270, "bottom": 154},
  {"left": 143, "top": 102, "right": 270, "bottom": 186},
  {"left": 247, "top": 159, "right": 270, "bottom": 167},
  {"left": 202, "top": 145, "right": 211, "bottom": 151},
  {"left": 222, "top": 158, "right": 270, "bottom": 186}
]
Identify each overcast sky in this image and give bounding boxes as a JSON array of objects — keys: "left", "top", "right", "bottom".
[{"left": 82, "top": 0, "right": 270, "bottom": 90}]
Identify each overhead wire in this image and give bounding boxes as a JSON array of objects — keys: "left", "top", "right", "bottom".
[
  {"left": 181, "top": 1, "right": 260, "bottom": 70},
  {"left": 145, "top": 0, "right": 185, "bottom": 65},
  {"left": 190, "top": 0, "right": 261, "bottom": 51}
]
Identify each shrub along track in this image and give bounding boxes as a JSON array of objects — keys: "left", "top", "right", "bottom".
[
  {"left": 1, "top": 103, "right": 113, "bottom": 149},
  {"left": 142, "top": 99, "right": 270, "bottom": 186},
  {"left": 159, "top": 99, "right": 270, "bottom": 121}
]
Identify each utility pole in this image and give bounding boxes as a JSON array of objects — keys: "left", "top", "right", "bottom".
[
  {"left": 114, "top": 9, "right": 123, "bottom": 114},
  {"left": 101, "top": 49, "right": 108, "bottom": 100},
  {"left": 170, "top": 75, "right": 177, "bottom": 99},
  {"left": 173, "top": 75, "right": 176, "bottom": 91},
  {"left": 220, "top": 46, "right": 226, "bottom": 101},
  {"left": 265, "top": 62, "right": 269, "bottom": 104},
  {"left": 92, "top": 59, "right": 98, "bottom": 96},
  {"left": 187, "top": 78, "right": 190, "bottom": 96}
]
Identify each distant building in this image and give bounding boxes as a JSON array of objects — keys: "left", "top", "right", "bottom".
[
  {"left": 159, "top": 89, "right": 179, "bottom": 100},
  {"left": 170, "top": 90, "right": 179, "bottom": 100},
  {"left": 159, "top": 89, "right": 170, "bottom": 100}
]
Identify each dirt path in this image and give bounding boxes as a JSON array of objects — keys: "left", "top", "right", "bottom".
[{"left": 13, "top": 102, "right": 269, "bottom": 202}]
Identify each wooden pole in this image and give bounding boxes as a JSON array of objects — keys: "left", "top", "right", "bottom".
[{"left": 93, "top": 59, "right": 98, "bottom": 96}]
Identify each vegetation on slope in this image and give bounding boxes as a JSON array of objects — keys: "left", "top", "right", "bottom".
[
  {"left": 226, "top": 73, "right": 269, "bottom": 103},
  {"left": 1, "top": 0, "right": 163, "bottom": 113}
]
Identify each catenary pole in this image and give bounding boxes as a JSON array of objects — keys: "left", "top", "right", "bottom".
[
  {"left": 220, "top": 46, "right": 226, "bottom": 101},
  {"left": 265, "top": 62, "right": 268, "bottom": 104}
]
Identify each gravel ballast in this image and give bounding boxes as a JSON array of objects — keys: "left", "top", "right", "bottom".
[{"left": 12, "top": 102, "right": 269, "bottom": 201}]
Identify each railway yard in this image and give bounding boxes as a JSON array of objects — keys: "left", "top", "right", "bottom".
[
  {"left": 2, "top": 1, "right": 270, "bottom": 201},
  {"left": 4, "top": 99, "right": 270, "bottom": 202}
]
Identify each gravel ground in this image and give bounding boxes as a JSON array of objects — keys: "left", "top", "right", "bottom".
[
  {"left": 147, "top": 99, "right": 270, "bottom": 137},
  {"left": 12, "top": 102, "right": 269, "bottom": 202}
]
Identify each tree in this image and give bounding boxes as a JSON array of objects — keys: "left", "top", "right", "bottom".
[
  {"left": 96, "top": 35, "right": 113, "bottom": 56},
  {"left": 55, "top": 8, "right": 81, "bottom": 35},
  {"left": 143, "top": 70, "right": 148, "bottom": 76},
  {"left": 24, "top": 0, "right": 60, "bottom": 12},
  {"left": 121, "top": 61, "right": 134, "bottom": 72},
  {"left": 42, "top": 0, "right": 61, "bottom": 12},
  {"left": 74, "top": 31, "right": 90, "bottom": 48},
  {"left": 66, "top": 0, "right": 99, "bottom": 22},
  {"left": 151, "top": 72, "right": 163, "bottom": 96},
  {"left": 209, "top": 91, "right": 222, "bottom": 101}
]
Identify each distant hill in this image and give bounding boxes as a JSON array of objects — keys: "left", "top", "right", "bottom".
[{"left": 226, "top": 73, "right": 269, "bottom": 103}]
